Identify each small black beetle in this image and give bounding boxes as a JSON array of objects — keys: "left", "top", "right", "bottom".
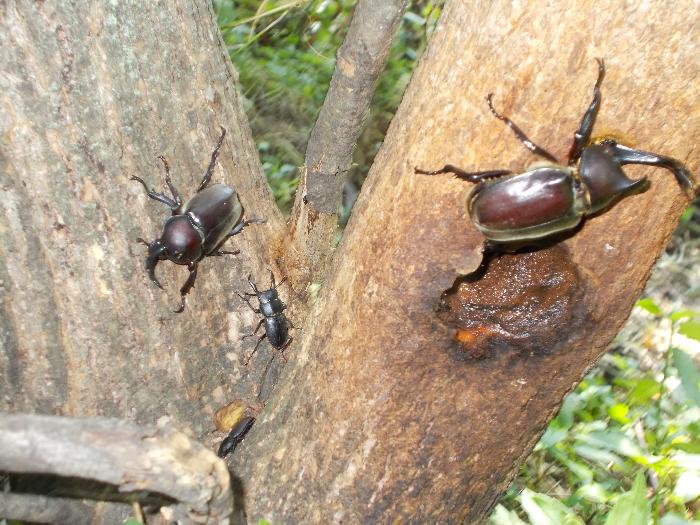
[
  {"left": 237, "top": 271, "right": 292, "bottom": 365},
  {"left": 132, "top": 127, "right": 264, "bottom": 312},
  {"left": 217, "top": 416, "right": 255, "bottom": 458},
  {"left": 415, "top": 60, "right": 694, "bottom": 247}
]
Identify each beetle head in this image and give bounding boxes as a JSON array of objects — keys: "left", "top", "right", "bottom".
[
  {"left": 258, "top": 288, "right": 279, "bottom": 304},
  {"left": 160, "top": 215, "right": 203, "bottom": 265},
  {"left": 578, "top": 143, "right": 649, "bottom": 214}
]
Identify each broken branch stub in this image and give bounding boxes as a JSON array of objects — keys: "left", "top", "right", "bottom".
[{"left": 0, "top": 413, "right": 233, "bottom": 525}]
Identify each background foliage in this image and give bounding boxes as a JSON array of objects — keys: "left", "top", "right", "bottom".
[
  {"left": 213, "top": 2, "right": 700, "bottom": 523},
  {"left": 215, "top": 0, "right": 442, "bottom": 218}
]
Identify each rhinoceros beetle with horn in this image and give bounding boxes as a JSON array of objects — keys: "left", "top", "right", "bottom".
[
  {"left": 415, "top": 59, "right": 694, "bottom": 247},
  {"left": 132, "top": 127, "right": 264, "bottom": 312}
]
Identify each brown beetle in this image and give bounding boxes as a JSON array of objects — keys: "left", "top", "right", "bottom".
[
  {"left": 132, "top": 127, "right": 264, "bottom": 312},
  {"left": 416, "top": 60, "right": 693, "bottom": 246}
]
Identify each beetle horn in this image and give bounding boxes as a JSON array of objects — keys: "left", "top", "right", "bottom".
[
  {"left": 145, "top": 241, "right": 167, "bottom": 289},
  {"left": 602, "top": 141, "right": 694, "bottom": 193}
]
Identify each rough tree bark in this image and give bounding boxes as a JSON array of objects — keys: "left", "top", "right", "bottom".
[
  {"left": 1, "top": 0, "right": 698, "bottom": 524},
  {"left": 234, "top": 1, "right": 699, "bottom": 523},
  {"left": 0, "top": 0, "right": 284, "bottom": 429}
]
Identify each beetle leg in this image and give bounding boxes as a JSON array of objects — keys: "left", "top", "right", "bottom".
[
  {"left": 131, "top": 175, "right": 180, "bottom": 210},
  {"left": 486, "top": 93, "right": 559, "bottom": 163},
  {"left": 197, "top": 126, "right": 227, "bottom": 193},
  {"left": 211, "top": 249, "right": 241, "bottom": 256},
  {"left": 244, "top": 333, "right": 267, "bottom": 366},
  {"left": 415, "top": 165, "right": 513, "bottom": 183},
  {"left": 158, "top": 155, "right": 183, "bottom": 214},
  {"left": 278, "top": 336, "right": 293, "bottom": 363},
  {"left": 174, "top": 262, "right": 198, "bottom": 313},
  {"left": 601, "top": 140, "right": 693, "bottom": 192},
  {"left": 247, "top": 274, "right": 259, "bottom": 294},
  {"left": 227, "top": 218, "right": 267, "bottom": 238},
  {"left": 236, "top": 292, "right": 261, "bottom": 313},
  {"left": 568, "top": 58, "right": 605, "bottom": 165},
  {"left": 242, "top": 319, "right": 265, "bottom": 339}
]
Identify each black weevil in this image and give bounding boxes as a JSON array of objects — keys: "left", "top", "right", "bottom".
[
  {"left": 132, "top": 127, "right": 264, "bottom": 312},
  {"left": 237, "top": 271, "right": 292, "bottom": 365},
  {"left": 415, "top": 60, "right": 694, "bottom": 247},
  {"left": 217, "top": 416, "right": 255, "bottom": 458}
]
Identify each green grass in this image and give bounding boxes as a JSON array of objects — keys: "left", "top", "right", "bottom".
[
  {"left": 490, "top": 301, "right": 700, "bottom": 525},
  {"left": 215, "top": 0, "right": 443, "bottom": 214}
]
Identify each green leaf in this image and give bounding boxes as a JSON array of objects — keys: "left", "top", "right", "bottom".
[
  {"left": 555, "top": 394, "right": 581, "bottom": 429},
  {"left": 538, "top": 426, "right": 568, "bottom": 449},
  {"left": 520, "top": 489, "right": 585, "bottom": 525},
  {"left": 660, "top": 512, "right": 700, "bottom": 525},
  {"left": 608, "top": 403, "right": 631, "bottom": 424},
  {"left": 573, "top": 444, "right": 625, "bottom": 467},
  {"left": 671, "top": 440, "right": 700, "bottom": 453},
  {"left": 674, "top": 471, "right": 700, "bottom": 502},
  {"left": 669, "top": 310, "right": 700, "bottom": 322},
  {"left": 636, "top": 298, "right": 662, "bottom": 316},
  {"left": 672, "top": 348, "right": 700, "bottom": 406},
  {"left": 604, "top": 472, "right": 650, "bottom": 525},
  {"left": 123, "top": 520, "right": 144, "bottom": 525},
  {"left": 403, "top": 11, "right": 426, "bottom": 26},
  {"left": 629, "top": 377, "right": 661, "bottom": 404},
  {"left": 576, "top": 482, "right": 611, "bottom": 503},
  {"left": 561, "top": 458, "right": 594, "bottom": 483},
  {"left": 672, "top": 452, "right": 700, "bottom": 470},
  {"left": 679, "top": 321, "right": 700, "bottom": 342},
  {"left": 576, "top": 431, "right": 645, "bottom": 459},
  {"left": 489, "top": 504, "right": 528, "bottom": 525}
]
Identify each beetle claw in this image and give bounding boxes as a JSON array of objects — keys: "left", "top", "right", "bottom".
[{"left": 173, "top": 297, "right": 186, "bottom": 313}]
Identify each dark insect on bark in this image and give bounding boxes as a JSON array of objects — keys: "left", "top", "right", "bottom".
[
  {"left": 132, "top": 127, "right": 265, "bottom": 312},
  {"left": 217, "top": 416, "right": 255, "bottom": 458},
  {"left": 237, "top": 271, "right": 292, "bottom": 365},
  {"left": 415, "top": 59, "right": 694, "bottom": 248}
]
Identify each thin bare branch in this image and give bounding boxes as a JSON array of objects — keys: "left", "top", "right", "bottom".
[
  {"left": 287, "top": 0, "right": 409, "bottom": 287},
  {"left": 0, "top": 413, "right": 233, "bottom": 525}
]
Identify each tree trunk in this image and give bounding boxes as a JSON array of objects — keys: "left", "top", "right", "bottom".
[
  {"left": 0, "top": 0, "right": 283, "bottom": 434},
  {"left": 1, "top": 0, "right": 698, "bottom": 524},
  {"left": 233, "top": 1, "right": 699, "bottom": 523}
]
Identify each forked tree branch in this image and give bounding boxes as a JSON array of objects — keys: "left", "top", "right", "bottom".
[
  {"left": 0, "top": 413, "right": 233, "bottom": 525},
  {"left": 287, "top": 0, "right": 409, "bottom": 288},
  {"left": 233, "top": 0, "right": 699, "bottom": 521}
]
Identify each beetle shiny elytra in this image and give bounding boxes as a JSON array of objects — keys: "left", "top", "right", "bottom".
[
  {"left": 217, "top": 415, "right": 255, "bottom": 458},
  {"left": 132, "top": 127, "right": 264, "bottom": 312},
  {"left": 415, "top": 60, "right": 694, "bottom": 246},
  {"left": 237, "top": 271, "right": 292, "bottom": 365}
]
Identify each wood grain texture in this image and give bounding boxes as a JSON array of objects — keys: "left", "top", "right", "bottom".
[
  {"left": 0, "top": 0, "right": 284, "bottom": 438},
  {"left": 233, "top": 1, "right": 698, "bottom": 522}
]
